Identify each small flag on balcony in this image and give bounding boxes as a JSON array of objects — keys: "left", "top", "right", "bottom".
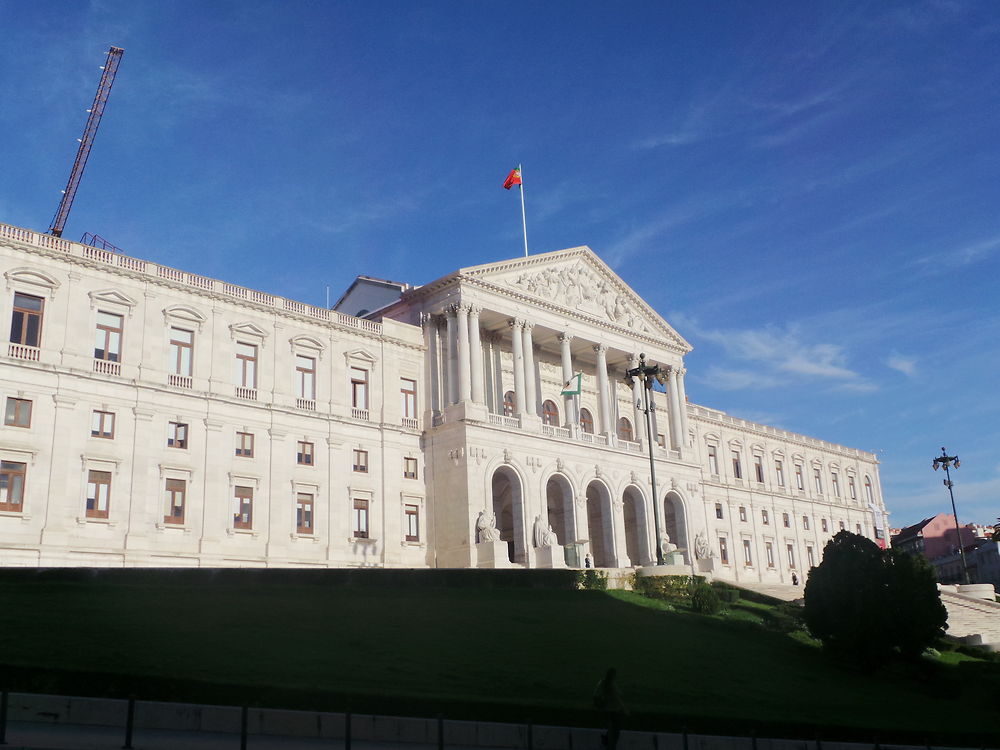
[
  {"left": 503, "top": 167, "right": 522, "bottom": 189},
  {"left": 561, "top": 373, "right": 582, "bottom": 395}
]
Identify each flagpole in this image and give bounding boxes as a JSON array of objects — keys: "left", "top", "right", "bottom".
[{"left": 518, "top": 163, "right": 528, "bottom": 257}]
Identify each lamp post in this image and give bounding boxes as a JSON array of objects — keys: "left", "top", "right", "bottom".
[
  {"left": 625, "top": 353, "right": 664, "bottom": 565},
  {"left": 932, "top": 447, "right": 970, "bottom": 584}
]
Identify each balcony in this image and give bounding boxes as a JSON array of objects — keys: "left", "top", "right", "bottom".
[
  {"left": 296, "top": 398, "right": 316, "bottom": 411},
  {"left": 351, "top": 407, "right": 370, "bottom": 421},
  {"left": 168, "top": 374, "right": 193, "bottom": 389},
  {"left": 7, "top": 343, "right": 40, "bottom": 361},
  {"left": 619, "top": 439, "right": 642, "bottom": 454},
  {"left": 235, "top": 386, "right": 257, "bottom": 401},
  {"left": 488, "top": 414, "right": 520, "bottom": 429},
  {"left": 401, "top": 417, "right": 419, "bottom": 430},
  {"left": 541, "top": 424, "right": 571, "bottom": 439},
  {"left": 93, "top": 359, "right": 121, "bottom": 376}
]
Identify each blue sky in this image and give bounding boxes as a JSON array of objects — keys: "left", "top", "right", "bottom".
[{"left": 1, "top": 1, "right": 998, "bottom": 528}]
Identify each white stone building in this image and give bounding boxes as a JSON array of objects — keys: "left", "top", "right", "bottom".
[{"left": 0, "top": 220, "right": 889, "bottom": 579}]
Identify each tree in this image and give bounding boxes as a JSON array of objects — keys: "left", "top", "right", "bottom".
[{"left": 804, "top": 531, "right": 947, "bottom": 665}]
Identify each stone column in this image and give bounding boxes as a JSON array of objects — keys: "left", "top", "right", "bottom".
[
  {"left": 649, "top": 381, "right": 667, "bottom": 449},
  {"left": 426, "top": 314, "right": 441, "bottom": 414},
  {"left": 522, "top": 323, "right": 537, "bottom": 417},
  {"left": 445, "top": 307, "right": 458, "bottom": 405},
  {"left": 559, "top": 333, "right": 576, "bottom": 428},
  {"left": 629, "top": 354, "right": 643, "bottom": 443},
  {"left": 490, "top": 332, "right": 505, "bottom": 413},
  {"left": 667, "top": 366, "right": 683, "bottom": 451},
  {"left": 595, "top": 344, "right": 612, "bottom": 435},
  {"left": 676, "top": 366, "right": 689, "bottom": 444},
  {"left": 469, "top": 306, "right": 484, "bottom": 404},
  {"left": 509, "top": 319, "right": 525, "bottom": 417},
  {"left": 456, "top": 304, "right": 471, "bottom": 403}
]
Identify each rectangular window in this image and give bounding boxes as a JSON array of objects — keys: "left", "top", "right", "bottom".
[
  {"left": 762, "top": 509, "right": 770, "bottom": 525},
  {"left": 94, "top": 311, "right": 123, "bottom": 362},
  {"left": 233, "top": 486, "right": 253, "bottom": 530},
  {"left": 831, "top": 472, "right": 841, "bottom": 498},
  {"left": 743, "top": 539, "right": 753, "bottom": 566},
  {"left": 296, "top": 441, "right": 314, "bottom": 466},
  {"left": 807, "top": 546, "right": 815, "bottom": 568},
  {"left": 802, "top": 515, "right": 810, "bottom": 531},
  {"left": 657, "top": 433, "right": 666, "bottom": 448},
  {"left": 169, "top": 328, "right": 193, "bottom": 376},
  {"left": 855, "top": 523, "right": 862, "bottom": 535},
  {"left": 351, "top": 367, "right": 369, "bottom": 409},
  {"left": 864, "top": 477, "right": 874, "bottom": 503},
  {"left": 235, "top": 342, "right": 257, "bottom": 388},
  {"left": 353, "top": 498, "right": 369, "bottom": 538},
  {"left": 822, "top": 518, "right": 828, "bottom": 533},
  {"left": 731, "top": 451, "right": 742, "bottom": 479},
  {"left": 403, "top": 457, "right": 418, "bottom": 479},
  {"left": 296, "top": 355, "right": 316, "bottom": 400},
  {"left": 707, "top": 445, "right": 719, "bottom": 475},
  {"left": 164, "top": 478, "right": 185, "bottom": 524},
  {"left": 91, "top": 410, "right": 115, "bottom": 438},
  {"left": 405, "top": 504, "right": 419, "bottom": 542},
  {"left": 848, "top": 476, "right": 857, "bottom": 500},
  {"left": 787, "top": 544, "right": 796, "bottom": 569},
  {"left": 401, "top": 378, "right": 417, "bottom": 418},
  {"left": 738, "top": 505, "right": 747, "bottom": 522},
  {"left": 86, "top": 470, "right": 111, "bottom": 519},
  {"left": 4, "top": 397, "right": 32, "bottom": 428},
  {"left": 782, "top": 512, "right": 790, "bottom": 528},
  {"left": 754, "top": 455, "right": 765, "bottom": 484},
  {"left": 839, "top": 520, "right": 846, "bottom": 531},
  {"left": 167, "top": 422, "right": 188, "bottom": 449},
  {"left": 0, "top": 461, "right": 27, "bottom": 512},
  {"left": 714, "top": 502, "right": 723, "bottom": 520},
  {"left": 353, "top": 449, "right": 368, "bottom": 473},
  {"left": 795, "top": 464, "right": 804, "bottom": 490},
  {"left": 775, "top": 459, "right": 785, "bottom": 487},
  {"left": 718, "top": 537, "right": 729, "bottom": 565},
  {"left": 236, "top": 432, "right": 254, "bottom": 458},
  {"left": 296, "top": 493, "right": 314, "bottom": 534},
  {"left": 765, "top": 541, "right": 775, "bottom": 568},
  {"left": 813, "top": 468, "right": 823, "bottom": 494},
  {"left": 10, "top": 293, "right": 43, "bottom": 347}
]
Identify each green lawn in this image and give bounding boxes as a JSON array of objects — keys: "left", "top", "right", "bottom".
[{"left": 0, "top": 572, "right": 996, "bottom": 744}]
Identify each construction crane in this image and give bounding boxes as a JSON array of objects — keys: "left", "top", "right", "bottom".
[{"left": 48, "top": 46, "right": 124, "bottom": 238}]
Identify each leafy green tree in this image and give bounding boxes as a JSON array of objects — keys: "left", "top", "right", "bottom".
[{"left": 885, "top": 549, "right": 948, "bottom": 659}]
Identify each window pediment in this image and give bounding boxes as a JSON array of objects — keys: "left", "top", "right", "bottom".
[
  {"left": 344, "top": 348, "right": 377, "bottom": 365},
  {"left": 88, "top": 289, "right": 138, "bottom": 313},
  {"left": 163, "top": 305, "right": 207, "bottom": 330},
  {"left": 5, "top": 268, "right": 60, "bottom": 295},
  {"left": 229, "top": 322, "right": 269, "bottom": 342},
  {"left": 291, "top": 335, "right": 326, "bottom": 356}
]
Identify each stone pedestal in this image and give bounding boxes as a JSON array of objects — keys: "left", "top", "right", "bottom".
[
  {"left": 957, "top": 583, "right": 997, "bottom": 601},
  {"left": 534, "top": 544, "right": 566, "bottom": 569},
  {"left": 476, "top": 540, "right": 512, "bottom": 568}
]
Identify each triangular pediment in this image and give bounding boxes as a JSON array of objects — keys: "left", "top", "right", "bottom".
[
  {"left": 229, "top": 321, "right": 269, "bottom": 340},
  {"left": 459, "top": 246, "right": 691, "bottom": 351},
  {"left": 89, "top": 288, "right": 138, "bottom": 309}
]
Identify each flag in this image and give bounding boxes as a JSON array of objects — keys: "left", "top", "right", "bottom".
[
  {"left": 561, "top": 372, "right": 582, "bottom": 395},
  {"left": 503, "top": 167, "right": 522, "bottom": 190}
]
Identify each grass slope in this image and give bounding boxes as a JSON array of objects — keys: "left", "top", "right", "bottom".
[{"left": 0, "top": 574, "right": 996, "bottom": 743}]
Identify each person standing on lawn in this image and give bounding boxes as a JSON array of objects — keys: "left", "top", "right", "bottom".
[{"left": 593, "top": 667, "right": 627, "bottom": 748}]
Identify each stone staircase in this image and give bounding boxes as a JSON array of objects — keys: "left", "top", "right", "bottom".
[{"left": 939, "top": 587, "right": 1000, "bottom": 648}]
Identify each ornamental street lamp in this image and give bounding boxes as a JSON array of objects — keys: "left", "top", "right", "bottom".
[
  {"left": 625, "top": 353, "right": 665, "bottom": 565},
  {"left": 932, "top": 447, "right": 970, "bottom": 584}
]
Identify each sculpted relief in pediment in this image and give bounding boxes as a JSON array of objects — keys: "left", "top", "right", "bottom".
[{"left": 507, "top": 261, "right": 652, "bottom": 333}]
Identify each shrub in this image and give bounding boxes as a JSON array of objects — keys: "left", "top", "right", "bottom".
[
  {"left": 764, "top": 602, "right": 805, "bottom": 634},
  {"left": 691, "top": 584, "right": 721, "bottom": 614},
  {"left": 715, "top": 588, "right": 740, "bottom": 603},
  {"left": 634, "top": 574, "right": 704, "bottom": 601},
  {"left": 578, "top": 570, "right": 608, "bottom": 591}
]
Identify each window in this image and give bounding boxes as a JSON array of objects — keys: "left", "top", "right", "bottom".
[
  {"left": 91, "top": 410, "right": 115, "bottom": 438},
  {"left": 4, "top": 398, "right": 32, "bottom": 428},
  {"left": 657, "top": 433, "right": 666, "bottom": 448},
  {"left": 864, "top": 476, "right": 874, "bottom": 503},
  {"left": 94, "top": 311, "right": 123, "bottom": 362},
  {"left": 10, "top": 293, "right": 43, "bottom": 347},
  {"left": 617, "top": 417, "right": 633, "bottom": 442},
  {"left": 849, "top": 476, "right": 857, "bottom": 500},
  {"left": 765, "top": 541, "right": 775, "bottom": 568},
  {"left": 786, "top": 544, "right": 796, "bottom": 569},
  {"left": 86, "top": 470, "right": 111, "bottom": 519},
  {"left": 855, "top": 523, "right": 862, "bottom": 535},
  {"left": 754, "top": 455, "right": 765, "bottom": 483},
  {"left": 296, "top": 441, "right": 314, "bottom": 466},
  {"left": 718, "top": 537, "right": 729, "bottom": 565},
  {"left": 738, "top": 506, "right": 747, "bottom": 522},
  {"left": 731, "top": 451, "right": 742, "bottom": 479},
  {"left": 762, "top": 509, "right": 770, "bottom": 525},
  {"left": 164, "top": 478, "right": 185, "bottom": 524},
  {"left": 353, "top": 449, "right": 368, "bottom": 473},
  {"left": 707, "top": 445, "right": 719, "bottom": 475},
  {"left": 0, "top": 461, "right": 26, "bottom": 512},
  {"left": 236, "top": 432, "right": 254, "bottom": 457},
  {"left": 782, "top": 512, "right": 790, "bottom": 528},
  {"left": 405, "top": 504, "right": 419, "bottom": 542},
  {"left": 350, "top": 367, "right": 369, "bottom": 409},
  {"left": 807, "top": 546, "right": 815, "bottom": 568},
  {"left": 403, "top": 457, "right": 418, "bottom": 479},
  {"left": 715, "top": 502, "right": 723, "bottom": 520},
  {"left": 821, "top": 518, "right": 828, "bottom": 533},
  {"left": 233, "top": 486, "right": 253, "bottom": 530},
  {"left": 169, "top": 328, "right": 193, "bottom": 376},
  {"left": 839, "top": 520, "right": 846, "bottom": 531},
  {"left": 295, "top": 355, "right": 316, "bottom": 400},
  {"left": 401, "top": 378, "right": 417, "bottom": 418},
  {"left": 542, "top": 400, "right": 559, "bottom": 426},
  {"left": 802, "top": 515, "right": 810, "bottom": 531},
  {"left": 831, "top": 471, "right": 841, "bottom": 498},
  {"left": 167, "top": 422, "right": 188, "bottom": 449},
  {"left": 794, "top": 463, "right": 804, "bottom": 490},
  {"left": 742, "top": 539, "right": 753, "bottom": 566},
  {"left": 235, "top": 342, "right": 257, "bottom": 388},
  {"left": 775, "top": 459, "right": 785, "bottom": 487},
  {"left": 296, "top": 493, "right": 314, "bottom": 534},
  {"left": 579, "top": 408, "right": 594, "bottom": 434},
  {"left": 813, "top": 468, "right": 823, "bottom": 494},
  {"left": 503, "top": 391, "right": 516, "bottom": 418},
  {"left": 353, "top": 498, "right": 369, "bottom": 538}
]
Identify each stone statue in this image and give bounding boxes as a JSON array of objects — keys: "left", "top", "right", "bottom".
[
  {"left": 694, "top": 532, "right": 713, "bottom": 560},
  {"left": 533, "top": 515, "right": 558, "bottom": 547},
  {"left": 660, "top": 531, "right": 677, "bottom": 555},
  {"left": 477, "top": 511, "right": 501, "bottom": 543}
]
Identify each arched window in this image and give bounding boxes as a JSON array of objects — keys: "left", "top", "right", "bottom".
[
  {"left": 617, "top": 417, "right": 634, "bottom": 442},
  {"left": 503, "top": 391, "right": 515, "bottom": 417},
  {"left": 542, "top": 399, "right": 559, "bottom": 426},
  {"left": 579, "top": 408, "right": 594, "bottom": 434},
  {"left": 864, "top": 476, "right": 874, "bottom": 503}
]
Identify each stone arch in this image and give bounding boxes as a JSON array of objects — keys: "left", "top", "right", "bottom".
[
  {"left": 622, "top": 485, "right": 651, "bottom": 567},
  {"left": 585, "top": 479, "right": 616, "bottom": 568},
  {"left": 544, "top": 473, "right": 575, "bottom": 547},
  {"left": 663, "top": 490, "right": 689, "bottom": 555},
  {"left": 491, "top": 465, "right": 527, "bottom": 564}
]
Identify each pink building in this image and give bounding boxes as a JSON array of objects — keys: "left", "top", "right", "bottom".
[{"left": 891, "top": 513, "right": 977, "bottom": 560}]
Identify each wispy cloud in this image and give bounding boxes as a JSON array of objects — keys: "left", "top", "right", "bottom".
[{"left": 886, "top": 354, "right": 918, "bottom": 377}]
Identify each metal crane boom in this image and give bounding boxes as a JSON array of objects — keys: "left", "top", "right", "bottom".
[{"left": 48, "top": 46, "right": 124, "bottom": 238}]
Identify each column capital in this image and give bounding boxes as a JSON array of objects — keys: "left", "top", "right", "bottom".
[
  {"left": 468, "top": 304, "right": 482, "bottom": 317},
  {"left": 558, "top": 332, "right": 574, "bottom": 343},
  {"left": 522, "top": 321, "right": 535, "bottom": 333},
  {"left": 508, "top": 318, "right": 526, "bottom": 330},
  {"left": 678, "top": 367, "right": 687, "bottom": 377},
  {"left": 449, "top": 303, "right": 471, "bottom": 316},
  {"left": 593, "top": 343, "right": 609, "bottom": 355}
]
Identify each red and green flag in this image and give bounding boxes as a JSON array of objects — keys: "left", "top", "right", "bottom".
[{"left": 503, "top": 167, "right": 522, "bottom": 190}]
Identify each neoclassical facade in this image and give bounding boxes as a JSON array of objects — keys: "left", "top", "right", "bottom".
[{"left": 0, "top": 221, "right": 889, "bottom": 580}]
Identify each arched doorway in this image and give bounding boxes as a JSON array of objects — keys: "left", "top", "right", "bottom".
[
  {"left": 492, "top": 467, "right": 526, "bottom": 563},
  {"left": 622, "top": 486, "right": 650, "bottom": 566},
  {"left": 586, "top": 480, "right": 615, "bottom": 568},
  {"left": 545, "top": 474, "right": 574, "bottom": 547},
  {"left": 663, "top": 491, "right": 688, "bottom": 554}
]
